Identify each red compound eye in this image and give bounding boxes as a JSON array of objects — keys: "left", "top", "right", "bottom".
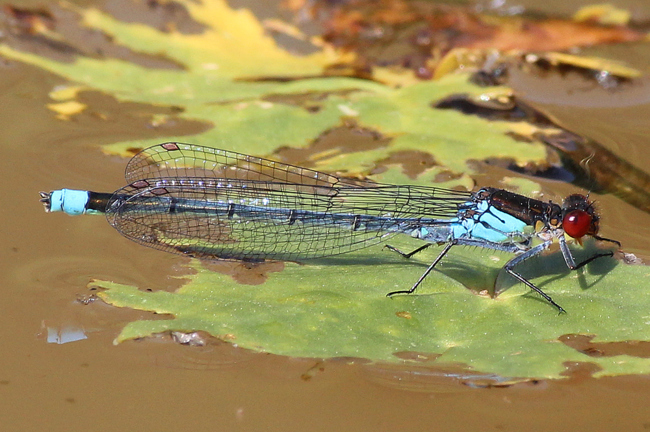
[{"left": 563, "top": 210, "right": 592, "bottom": 238}]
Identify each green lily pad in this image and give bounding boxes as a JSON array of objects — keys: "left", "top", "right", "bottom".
[{"left": 95, "top": 237, "right": 650, "bottom": 380}]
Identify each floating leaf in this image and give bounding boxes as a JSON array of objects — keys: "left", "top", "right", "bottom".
[{"left": 95, "top": 239, "right": 650, "bottom": 379}]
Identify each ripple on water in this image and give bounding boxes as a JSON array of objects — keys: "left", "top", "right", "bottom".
[{"left": 14, "top": 253, "right": 193, "bottom": 293}]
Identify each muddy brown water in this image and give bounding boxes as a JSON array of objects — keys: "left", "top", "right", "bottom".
[{"left": 3, "top": 4, "right": 650, "bottom": 432}]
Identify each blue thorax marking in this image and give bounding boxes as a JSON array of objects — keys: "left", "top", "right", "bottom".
[
  {"left": 409, "top": 199, "right": 530, "bottom": 245},
  {"left": 452, "top": 199, "right": 529, "bottom": 244}
]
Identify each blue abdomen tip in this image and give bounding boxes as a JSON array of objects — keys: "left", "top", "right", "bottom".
[{"left": 48, "top": 189, "right": 91, "bottom": 215}]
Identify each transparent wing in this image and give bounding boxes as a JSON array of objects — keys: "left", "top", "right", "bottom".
[
  {"left": 125, "top": 142, "right": 347, "bottom": 187},
  {"left": 105, "top": 176, "right": 472, "bottom": 261}
]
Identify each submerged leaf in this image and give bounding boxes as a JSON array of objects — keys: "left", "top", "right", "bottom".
[
  {"left": 0, "top": 0, "right": 549, "bottom": 179},
  {"left": 319, "top": 0, "right": 644, "bottom": 76}
]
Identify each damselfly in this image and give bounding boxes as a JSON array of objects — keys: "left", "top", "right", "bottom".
[{"left": 40, "top": 142, "right": 620, "bottom": 313}]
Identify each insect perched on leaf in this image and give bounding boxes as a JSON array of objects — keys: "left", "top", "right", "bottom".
[{"left": 41, "top": 142, "right": 620, "bottom": 313}]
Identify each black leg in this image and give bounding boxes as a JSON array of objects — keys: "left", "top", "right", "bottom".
[
  {"left": 593, "top": 235, "right": 621, "bottom": 247},
  {"left": 570, "top": 252, "right": 614, "bottom": 270},
  {"left": 558, "top": 235, "right": 614, "bottom": 270},
  {"left": 503, "top": 242, "right": 566, "bottom": 314},
  {"left": 384, "top": 243, "right": 431, "bottom": 259},
  {"left": 504, "top": 268, "right": 566, "bottom": 314},
  {"left": 387, "top": 241, "right": 455, "bottom": 297}
]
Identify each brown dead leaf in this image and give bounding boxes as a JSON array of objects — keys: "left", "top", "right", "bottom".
[
  {"left": 3, "top": 5, "right": 55, "bottom": 35},
  {"left": 465, "top": 19, "right": 641, "bottom": 52},
  {"left": 316, "top": 0, "right": 644, "bottom": 79}
]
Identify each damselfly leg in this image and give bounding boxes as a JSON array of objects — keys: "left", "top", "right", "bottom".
[
  {"left": 384, "top": 240, "right": 565, "bottom": 311},
  {"left": 387, "top": 235, "right": 618, "bottom": 313},
  {"left": 559, "top": 235, "right": 620, "bottom": 270},
  {"left": 383, "top": 243, "right": 431, "bottom": 259},
  {"left": 385, "top": 241, "right": 456, "bottom": 297},
  {"left": 504, "top": 237, "right": 618, "bottom": 313},
  {"left": 502, "top": 242, "right": 565, "bottom": 313}
]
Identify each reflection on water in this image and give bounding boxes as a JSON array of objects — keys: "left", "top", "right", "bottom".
[
  {"left": 121, "top": 331, "right": 546, "bottom": 391},
  {"left": 43, "top": 324, "right": 88, "bottom": 344},
  {"left": 132, "top": 330, "right": 549, "bottom": 391},
  {"left": 140, "top": 332, "right": 261, "bottom": 370},
  {"left": 361, "top": 361, "right": 549, "bottom": 392}
]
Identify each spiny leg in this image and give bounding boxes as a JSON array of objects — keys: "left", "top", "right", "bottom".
[
  {"left": 504, "top": 268, "right": 566, "bottom": 313},
  {"left": 503, "top": 242, "right": 566, "bottom": 313},
  {"left": 384, "top": 243, "right": 431, "bottom": 259},
  {"left": 558, "top": 235, "right": 615, "bottom": 270},
  {"left": 387, "top": 241, "right": 455, "bottom": 297}
]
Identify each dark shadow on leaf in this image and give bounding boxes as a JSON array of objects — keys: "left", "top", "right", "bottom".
[
  {"left": 309, "top": 239, "right": 618, "bottom": 300},
  {"left": 495, "top": 240, "right": 618, "bottom": 295}
]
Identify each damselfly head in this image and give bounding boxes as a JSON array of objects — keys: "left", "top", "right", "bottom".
[{"left": 560, "top": 194, "right": 599, "bottom": 240}]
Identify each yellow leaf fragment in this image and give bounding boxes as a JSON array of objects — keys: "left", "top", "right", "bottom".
[
  {"left": 262, "top": 18, "right": 307, "bottom": 40},
  {"left": 532, "top": 52, "right": 642, "bottom": 78},
  {"left": 47, "top": 100, "right": 87, "bottom": 120},
  {"left": 372, "top": 66, "right": 421, "bottom": 87},
  {"left": 159, "top": 0, "right": 343, "bottom": 77},
  {"left": 48, "top": 84, "right": 88, "bottom": 101},
  {"left": 573, "top": 4, "right": 631, "bottom": 26},
  {"left": 433, "top": 48, "right": 496, "bottom": 80}
]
